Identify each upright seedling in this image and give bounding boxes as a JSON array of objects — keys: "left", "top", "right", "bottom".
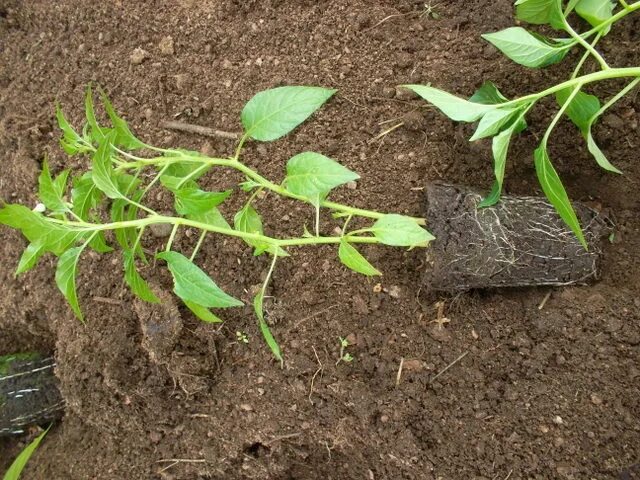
[
  {"left": 403, "top": 0, "right": 640, "bottom": 247},
  {"left": 0, "top": 85, "right": 433, "bottom": 362}
]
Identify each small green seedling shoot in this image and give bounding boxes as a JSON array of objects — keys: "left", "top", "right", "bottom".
[
  {"left": 236, "top": 331, "right": 249, "bottom": 344},
  {"left": 404, "top": 0, "right": 640, "bottom": 247},
  {"left": 0, "top": 85, "right": 433, "bottom": 362},
  {"left": 336, "top": 337, "right": 354, "bottom": 365}
]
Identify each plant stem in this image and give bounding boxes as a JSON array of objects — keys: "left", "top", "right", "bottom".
[
  {"left": 140, "top": 163, "right": 170, "bottom": 201},
  {"left": 165, "top": 224, "right": 179, "bottom": 251},
  {"left": 48, "top": 215, "right": 381, "bottom": 248},
  {"left": 571, "top": 32, "right": 604, "bottom": 79},
  {"left": 500, "top": 67, "right": 640, "bottom": 109},
  {"left": 579, "top": 1, "right": 640, "bottom": 39},
  {"left": 190, "top": 231, "right": 207, "bottom": 261},
  {"left": 562, "top": 17, "right": 610, "bottom": 71},
  {"left": 543, "top": 83, "right": 583, "bottom": 145},
  {"left": 117, "top": 155, "right": 426, "bottom": 225},
  {"left": 590, "top": 77, "right": 640, "bottom": 121}
]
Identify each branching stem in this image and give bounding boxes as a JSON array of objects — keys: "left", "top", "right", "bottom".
[
  {"left": 46, "top": 215, "right": 381, "bottom": 248},
  {"left": 115, "top": 155, "right": 426, "bottom": 225}
]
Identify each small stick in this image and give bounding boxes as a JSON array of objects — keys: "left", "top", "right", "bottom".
[
  {"left": 429, "top": 351, "right": 469, "bottom": 384},
  {"left": 160, "top": 120, "right": 239, "bottom": 140},
  {"left": 93, "top": 296, "right": 124, "bottom": 306},
  {"left": 264, "top": 432, "right": 302, "bottom": 445},
  {"left": 156, "top": 458, "right": 207, "bottom": 474},
  {"left": 368, "top": 122, "right": 404, "bottom": 144},
  {"left": 395, "top": 357, "right": 404, "bottom": 387},
  {"left": 538, "top": 291, "right": 552, "bottom": 310},
  {"left": 309, "top": 345, "right": 323, "bottom": 404},
  {"left": 294, "top": 304, "right": 338, "bottom": 328}
]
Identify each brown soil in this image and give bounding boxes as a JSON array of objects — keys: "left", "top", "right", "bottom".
[{"left": 1, "top": 1, "right": 639, "bottom": 479}]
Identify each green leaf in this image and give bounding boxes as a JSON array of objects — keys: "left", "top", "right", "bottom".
[
  {"left": 99, "top": 89, "right": 146, "bottom": 150},
  {"left": 3, "top": 427, "right": 49, "bottom": 480},
  {"left": 338, "top": 240, "right": 381, "bottom": 276},
  {"left": 555, "top": 88, "right": 621, "bottom": 173},
  {"left": 469, "top": 81, "right": 508, "bottom": 104},
  {"left": 534, "top": 144, "right": 587, "bottom": 248},
  {"left": 284, "top": 152, "right": 359, "bottom": 205},
  {"left": 111, "top": 192, "right": 145, "bottom": 260},
  {"left": 470, "top": 107, "right": 522, "bottom": 141},
  {"left": 72, "top": 172, "right": 103, "bottom": 221},
  {"left": 56, "top": 104, "right": 88, "bottom": 155},
  {"left": 555, "top": 88, "right": 600, "bottom": 132},
  {"left": 233, "top": 205, "right": 287, "bottom": 257},
  {"left": 585, "top": 122, "right": 621, "bottom": 173},
  {"left": 183, "top": 300, "right": 223, "bottom": 323},
  {"left": 160, "top": 159, "right": 211, "bottom": 186},
  {"left": 515, "top": 0, "right": 565, "bottom": 29},
  {"left": 239, "top": 179, "right": 261, "bottom": 192},
  {"left": 188, "top": 206, "right": 231, "bottom": 230},
  {"left": 123, "top": 250, "right": 159, "bottom": 303},
  {"left": 478, "top": 124, "right": 518, "bottom": 208},
  {"left": 156, "top": 251, "right": 244, "bottom": 308},
  {"left": 85, "top": 85, "right": 109, "bottom": 143},
  {"left": 482, "top": 27, "right": 570, "bottom": 68},
  {"left": 402, "top": 85, "right": 494, "bottom": 122},
  {"left": 16, "top": 242, "right": 45, "bottom": 276},
  {"left": 0, "top": 204, "right": 86, "bottom": 255},
  {"left": 253, "top": 292, "right": 283, "bottom": 362},
  {"left": 174, "top": 187, "right": 232, "bottom": 216},
  {"left": 370, "top": 214, "right": 435, "bottom": 247},
  {"left": 88, "top": 232, "right": 112, "bottom": 253},
  {"left": 91, "top": 131, "right": 123, "bottom": 199},
  {"left": 575, "top": 0, "right": 614, "bottom": 30},
  {"left": 241, "top": 86, "right": 336, "bottom": 141},
  {"left": 38, "top": 158, "right": 70, "bottom": 213},
  {"left": 55, "top": 246, "right": 84, "bottom": 320}
]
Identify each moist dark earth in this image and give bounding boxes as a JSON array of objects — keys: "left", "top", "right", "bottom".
[{"left": 1, "top": 1, "right": 639, "bottom": 479}]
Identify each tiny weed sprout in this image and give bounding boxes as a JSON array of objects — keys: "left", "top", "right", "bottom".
[
  {"left": 404, "top": 0, "right": 640, "bottom": 247},
  {"left": 0, "top": 85, "right": 433, "bottom": 362},
  {"left": 236, "top": 331, "right": 249, "bottom": 344},
  {"left": 336, "top": 337, "right": 354, "bottom": 365}
]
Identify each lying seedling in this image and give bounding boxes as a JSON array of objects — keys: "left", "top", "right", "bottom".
[
  {"left": 0, "top": 85, "right": 433, "bottom": 362},
  {"left": 403, "top": 0, "right": 640, "bottom": 247}
]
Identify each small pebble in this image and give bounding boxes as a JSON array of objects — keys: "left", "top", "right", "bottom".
[
  {"left": 590, "top": 393, "right": 603, "bottom": 405},
  {"left": 130, "top": 47, "right": 149, "bottom": 65},
  {"left": 346, "top": 181, "right": 357, "bottom": 190},
  {"left": 402, "top": 359, "right": 425, "bottom": 372},
  {"left": 387, "top": 285, "right": 401, "bottom": 298},
  {"left": 239, "top": 404, "right": 253, "bottom": 412},
  {"left": 553, "top": 415, "right": 564, "bottom": 425},
  {"left": 395, "top": 86, "right": 418, "bottom": 101},
  {"left": 158, "top": 36, "right": 174, "bottom": 55},
  {"left": 382, "top": 86, "right": 396, "bottom": 98},
  {"left": 150, "top": 223, "right": 173, "bottom": 238}
]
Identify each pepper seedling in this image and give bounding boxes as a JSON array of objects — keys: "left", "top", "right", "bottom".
[
  {"left": 0, "top": 85, "right": 433, "bottom": 362},
  {"left": 403, "top": 0, "right": 640, "bottom": 248}
]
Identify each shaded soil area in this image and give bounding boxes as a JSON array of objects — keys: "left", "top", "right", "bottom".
[{"left": 1, "top": 1, "right": 639, "bottom": 479}]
